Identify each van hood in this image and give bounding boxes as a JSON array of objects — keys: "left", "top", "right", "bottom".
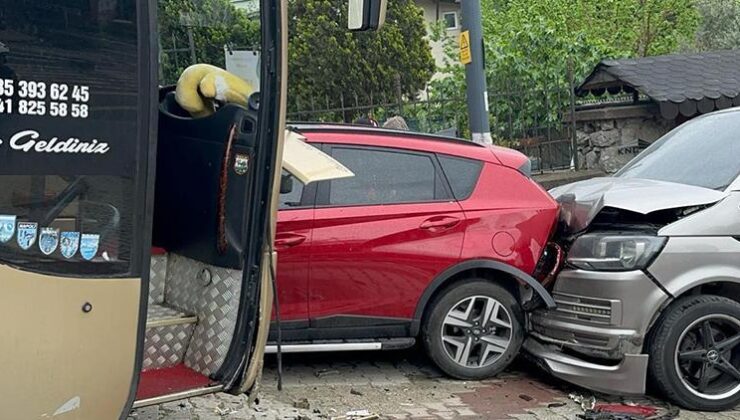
[{"left": 549, "top": 177, "right": 728, "bottom": 234}]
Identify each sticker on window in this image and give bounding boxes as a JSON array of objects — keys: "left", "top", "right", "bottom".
[
  {"left": 39, "top": 228, "right": 60, "bottom": 255},
  {"left": 0, "top": 215, "right": 16, "bottom": 243},
  {"left": 80, "top": 234, "right": 100, "bottom": 261},
  {"left": 17, "top": 222, "right": 38, "bottom": 250},
  {"left": 60, "top": 232, "right": 80, "bottom": 259}
]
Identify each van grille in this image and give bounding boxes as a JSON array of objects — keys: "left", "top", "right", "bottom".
[{"left": 551, "top": 293, "right": 617, "bottom": 325}]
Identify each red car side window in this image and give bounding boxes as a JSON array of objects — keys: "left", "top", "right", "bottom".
[{"left": 328, "top": 147, "right": 449, "bottom": 206}]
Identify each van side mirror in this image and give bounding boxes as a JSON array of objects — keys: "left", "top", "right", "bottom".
[
  {"left": 348, "top": 0, "right": 387, "bottom": 31},
  {"left": 280, "top": 173, "right": 294, "bottom": 194}
]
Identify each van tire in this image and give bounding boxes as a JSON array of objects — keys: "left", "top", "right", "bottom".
[
  {"left": 422, "top": 280, "right": 523, "bottom": 380},
  {"left": 648, "top": 295, "right": 740, "bottom": 411}
]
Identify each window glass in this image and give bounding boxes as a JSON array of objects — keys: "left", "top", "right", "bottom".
[
  {"left": 157, "top": 0, "right": 261, "bottom": 87},
  {"left": 0, "top": 1, "right": 140, "bottom": 276},
  {"left": 616, "top": 111, "right": 740, "bottom": 190},
  {"left": 438, "top": 155, "right": 482, "bottom": 200},
  {"left": 329, "top": 147, "right": 447, "bottom": 206},
  {"left": 443, "top": 12, "right": 458, "bottom": 29},
  {"left": 279, "top": 171, "right": 305, "bottom": 209}
]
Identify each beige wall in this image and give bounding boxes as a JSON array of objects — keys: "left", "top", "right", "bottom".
[{"left": 416, "top": 0, "right": 461, "bottom": 78}]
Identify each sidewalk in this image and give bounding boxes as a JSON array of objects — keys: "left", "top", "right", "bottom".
[{"left": 129, "top": 349, "right": 740, "bottom": 419}]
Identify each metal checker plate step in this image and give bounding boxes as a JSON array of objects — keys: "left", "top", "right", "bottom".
[{"left": 146, "top": 303, "right": 197, "bottom": 329}]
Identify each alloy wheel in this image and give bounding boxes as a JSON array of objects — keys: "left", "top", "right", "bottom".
[
  {"left": 674, "top": 314, "right": 740, "bottom": 400},
  {"left": 440, "top": 295, "right": 513, "bottom": 368}
]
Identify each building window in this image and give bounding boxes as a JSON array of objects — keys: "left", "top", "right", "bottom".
[{"left": 442, "top": 12, "right": 458, "bottom": 30}]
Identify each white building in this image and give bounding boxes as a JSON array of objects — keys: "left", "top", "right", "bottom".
[
  {"left": 231, "top": 0, "right": 259, "bottom": 16},
  {"left": 415, "top": 0, "right": 461, "bottom": 74}
]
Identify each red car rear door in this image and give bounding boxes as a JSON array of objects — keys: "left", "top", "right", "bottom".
[{"left": 308, "top": 145, "right": 466, "bottom": 335}]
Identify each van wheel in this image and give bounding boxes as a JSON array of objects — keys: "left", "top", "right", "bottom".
[
  {"left": 648, "top": 295, "right": 740, "bottom": 411},
  {"left": 422, "top": 280, "right": 523, "bottom": 380}
]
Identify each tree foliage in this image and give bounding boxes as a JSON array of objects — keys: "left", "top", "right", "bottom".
[
  {"left": 158, "top": 0, "right": 259, "bottom": 84},
  {"left": 687, "top": 0, "right": 740, "bottom": 51},
  {"left": 287, "top": 0, "right": 435, "bottom": 120},
  {"left": 426, "top": 0, "right": 700, "bottom": 141}
]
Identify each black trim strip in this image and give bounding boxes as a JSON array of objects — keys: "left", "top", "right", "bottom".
[
  {"left": 120, "top": 0, "right": 159, "bottom": 417},
  {"left": 644, "top": 268, "right": 675, "bottom": 299},
  {"left": 409, "top": 259, "right": 556, "bottom": 336},
  {"left": 288, "top": 122, "right": 484, "bottom": 148},
  {"left": 215, "top": 0, "right": 284, "bottom": 390}
]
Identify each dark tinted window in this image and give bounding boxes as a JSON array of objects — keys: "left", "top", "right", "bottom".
[
  {"left": 617, "top": 111, "right": 740, "bottom": 190},
  {"left": 0, "top": 1, "right": 141, "bottom": 276},
  {"left": 438, "top": 155, "right": 482, "bottom": 200},
  {"left": 279, "top": 171, "right": 305, "bottom": 210},
  {"left": 329, "top": 147, "right": 448, "bottom": 205}
]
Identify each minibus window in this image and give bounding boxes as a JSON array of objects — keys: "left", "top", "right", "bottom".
[{"left": 0, "top": 1, "right": 142, "bottom": 276}]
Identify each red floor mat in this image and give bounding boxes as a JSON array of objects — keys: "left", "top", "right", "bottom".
[{"left": 136, "top": 364, "right": 213, "bottom": 400}]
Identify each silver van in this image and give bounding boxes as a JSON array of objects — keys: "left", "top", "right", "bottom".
[{"left": 525, "top": 108, "right": 740, "bottom": 411}]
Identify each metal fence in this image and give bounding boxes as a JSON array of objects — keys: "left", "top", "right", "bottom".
[
  {"left": 157, "top": 29, "right": 595, "bottom": 174},
  {"left": 288, "top": 84, "right": 581, "bottom": 174}
]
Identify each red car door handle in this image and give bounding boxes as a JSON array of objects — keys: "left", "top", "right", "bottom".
[
  {"left": 274, "top": 233, "right": 307, "bottom": 248},
  {"left": 420, "top": 216, "right": 460, "bottom": 230}
]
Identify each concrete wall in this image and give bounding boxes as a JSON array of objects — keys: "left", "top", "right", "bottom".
[{"left": 575, "top": 104, "right": 676, "bottom": 173}]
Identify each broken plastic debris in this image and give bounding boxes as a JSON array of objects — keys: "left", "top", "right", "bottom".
[
  {"left": 569, "top": 393, "right": 596, "bottom": 411},
  {"left": 293, "top": 398, "right": 311, "bottom": 410}
]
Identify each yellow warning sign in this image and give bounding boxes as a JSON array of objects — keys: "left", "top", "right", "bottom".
[{"left": 460, "top": 30, "right": 472, "bottom": 65}]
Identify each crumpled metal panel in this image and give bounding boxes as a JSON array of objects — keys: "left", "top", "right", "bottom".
[
  {"left": 143, "top": 304, "right": 195, "bottom": 370},
  {"left": 149, "top": 255, "right": 168, "bottom": 304},
  {"left": 165, "top": 254, "right": 242, "bottom": 376},
  {"left": 550, "top": 177, "right": 727, "bottom": 235}
]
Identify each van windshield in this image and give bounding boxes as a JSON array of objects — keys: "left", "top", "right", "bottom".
[{"left": 616, "top": 111, "right": 740, "bottom": 190}]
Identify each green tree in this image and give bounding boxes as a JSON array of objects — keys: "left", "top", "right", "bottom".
[
  {"left": 287, "top": 0, "right": 435, "bottom": 120},
  {"left": 426, "top": 0, "right": 700, "bottom": 142},
  {"left": 686, "top": 0, "right": 740, "bottom": 51},
  {"left": 158, "top": 0, "right": 260, "bottom": 84}
]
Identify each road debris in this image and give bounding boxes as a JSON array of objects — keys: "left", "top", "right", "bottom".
[
  {"left": 570, "top": 392, "right": 596, "bottom": 410},
  {"left": 328, "top": 409, "right": 380, "bottom": 420},
  {"left": 293, "top": 398, "right": 311, "bottom": 410},
  {"left": 315, "top": 369, "right": 340, "bottom": 378}
]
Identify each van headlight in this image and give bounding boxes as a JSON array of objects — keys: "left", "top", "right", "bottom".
[{"left": 567, "top": 234, "right": 666, "bottom": 271}]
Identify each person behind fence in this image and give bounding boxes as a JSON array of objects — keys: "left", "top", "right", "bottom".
[
  {"left": 383, "top": 115, "right": 409, "bottom": 131},
  {"left": 354, "top": 114, "right": 379, "bottom": 127}
]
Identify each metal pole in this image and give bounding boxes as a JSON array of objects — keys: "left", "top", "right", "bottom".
[
  {"left": 567, "top": 59, "right": 579, "bottom": 170},
  {"left": 187, "top": 26, "right": 197, "bottom": 64},
  {"left": 460, "top": 0, "right": 492, "bottom": 144}
]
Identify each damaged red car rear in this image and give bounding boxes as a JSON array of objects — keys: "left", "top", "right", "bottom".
[{"left": 272, "top": 125, "right": 561, "bottom": 380}]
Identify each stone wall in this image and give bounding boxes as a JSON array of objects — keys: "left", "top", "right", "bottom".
[{"left": 575, "top": 104, "right": 676, "bottom": 173}]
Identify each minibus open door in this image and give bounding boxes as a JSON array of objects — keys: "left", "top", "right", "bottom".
[{"left": 0, "top": 1, "right": 158, "bottom": 418}]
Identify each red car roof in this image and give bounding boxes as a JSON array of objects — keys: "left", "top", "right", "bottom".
[{"left": 292, "top": 124, "right": 524, "bottom": 166}]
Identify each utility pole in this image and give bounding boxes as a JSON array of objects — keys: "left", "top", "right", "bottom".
[{"left": 460, "top": 0, "right": 492, "bottom": 144}]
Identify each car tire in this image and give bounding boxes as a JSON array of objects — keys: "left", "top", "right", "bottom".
[
  {"left": 422, "top": 280, "right": 523, "bottom": 380},
  {"left": 648, "top": 295, "right": 740, "bottom": 411}
]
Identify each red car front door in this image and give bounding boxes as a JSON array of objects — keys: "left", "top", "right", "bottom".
[
  {"left": 274, "top": 173, "right": 314, "bottom": 323},
  {"left": 307, "top": 145, "right": 466, "bottom": 334}
]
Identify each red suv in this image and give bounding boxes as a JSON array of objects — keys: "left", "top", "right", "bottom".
[{"left": 272, "top": 124, "right": 559, "bottom": 379}]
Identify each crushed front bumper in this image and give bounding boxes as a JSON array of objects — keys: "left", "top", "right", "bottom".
[
  {"left": 525, "top": 268, "right": 671, "bottom": 395},
  {"left": 524, "top": 338, "right": 648, "bottom": 395}
]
